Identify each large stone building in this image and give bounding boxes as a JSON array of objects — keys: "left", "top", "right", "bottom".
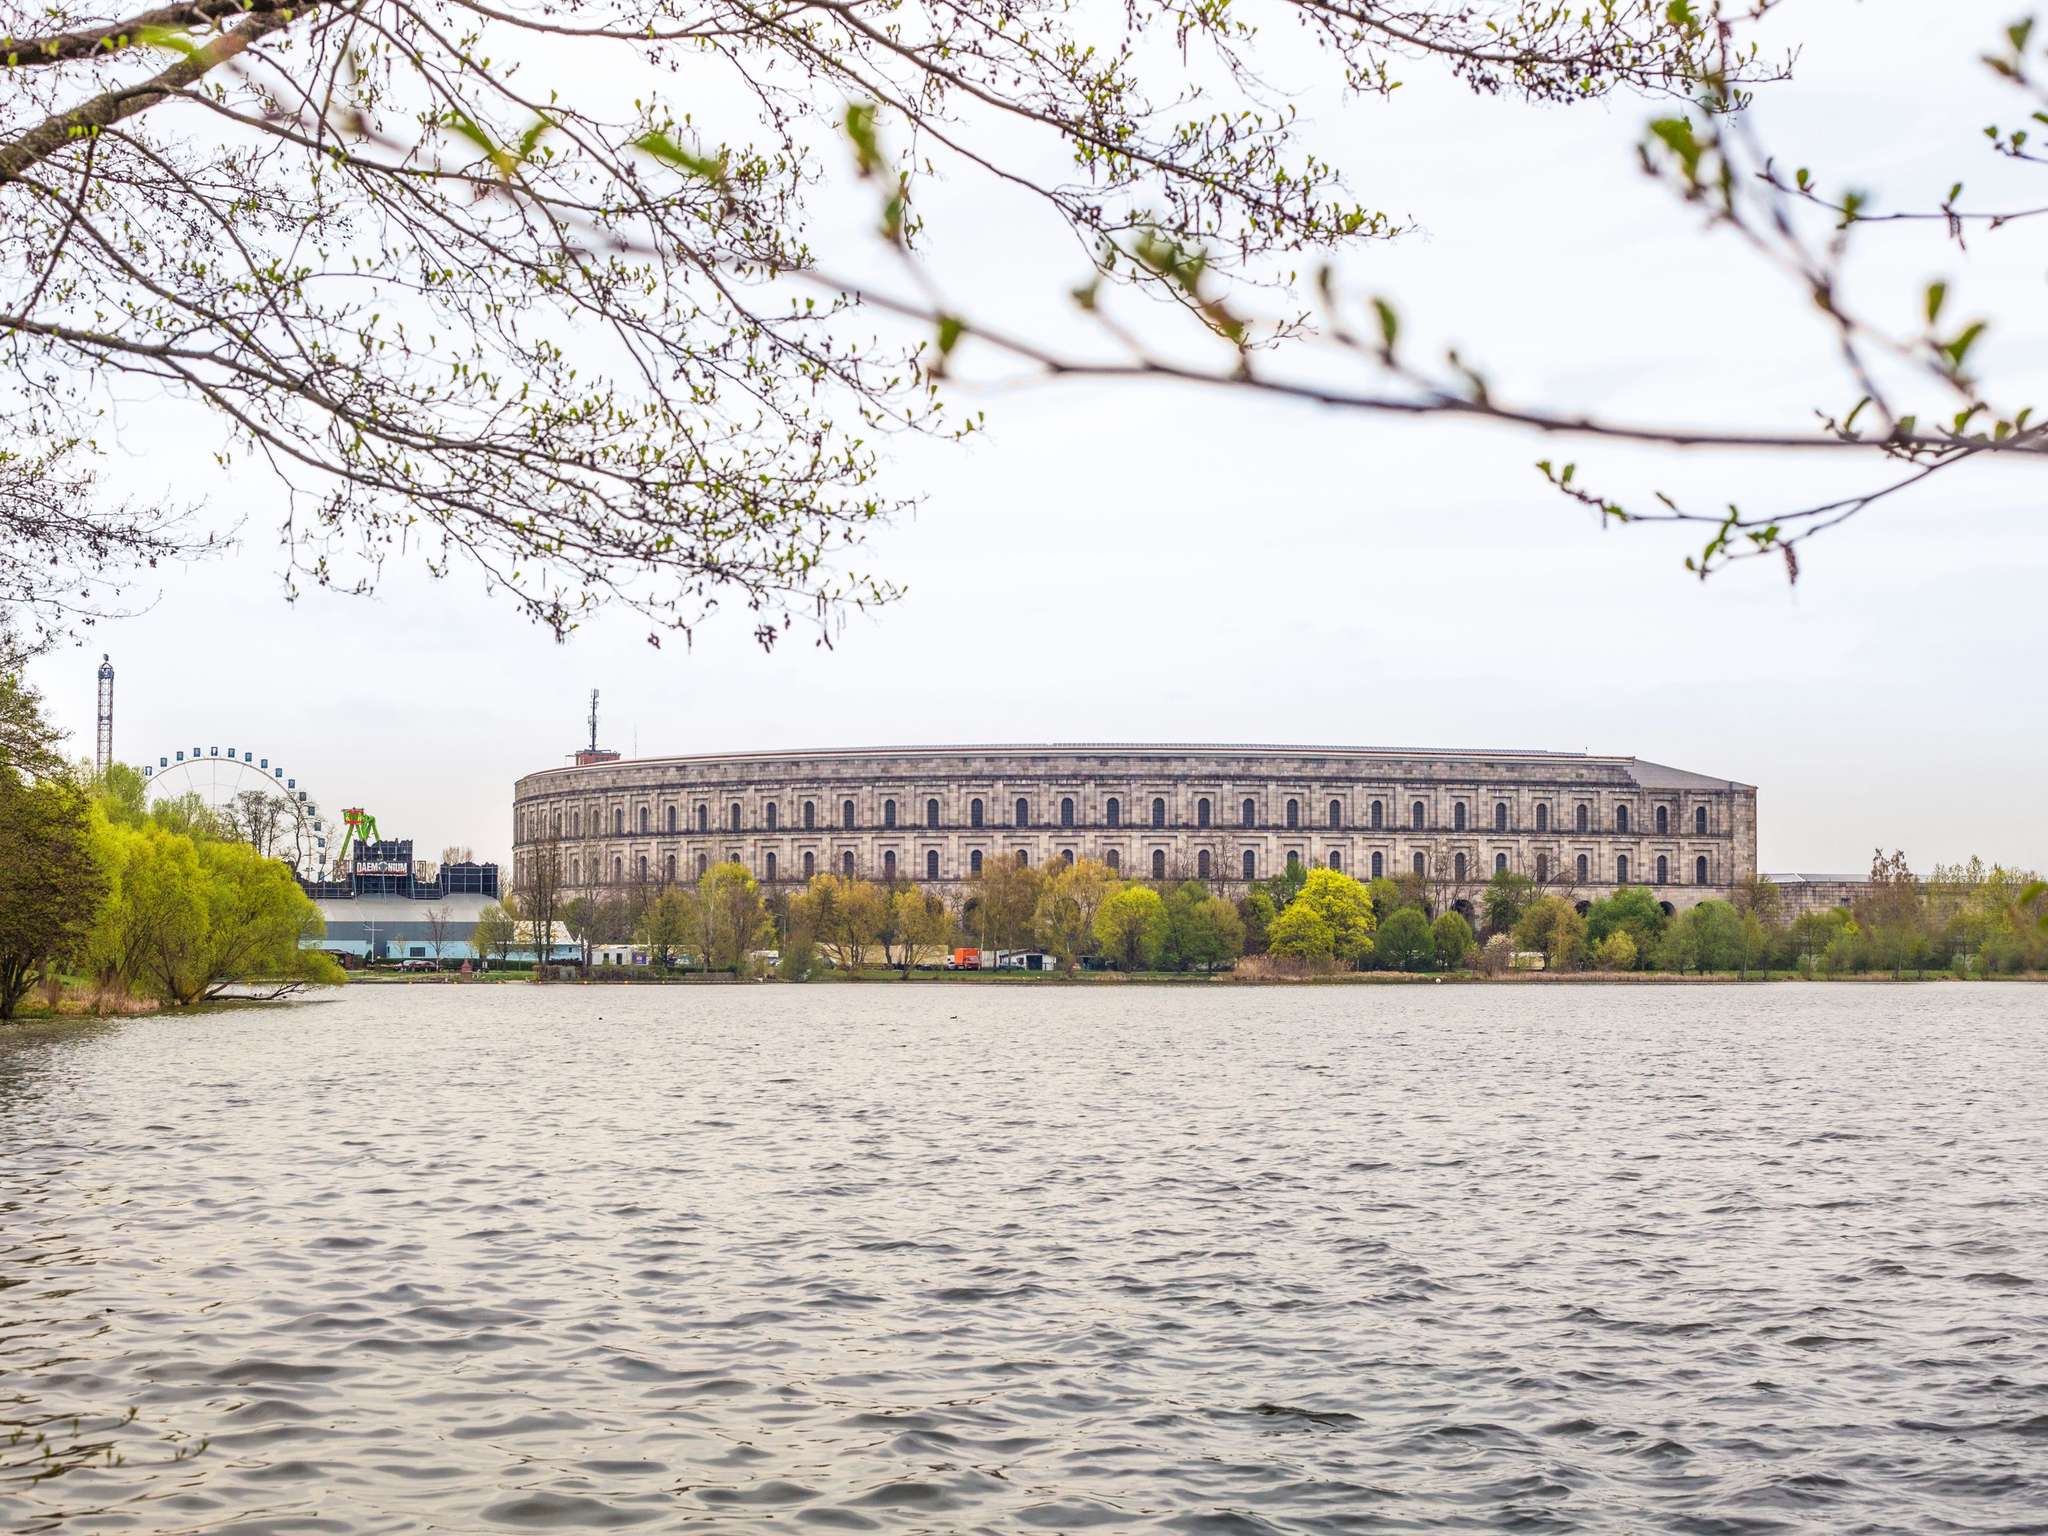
[{"left": 511, "top": 745, "right": 1757, "bottom": 911}]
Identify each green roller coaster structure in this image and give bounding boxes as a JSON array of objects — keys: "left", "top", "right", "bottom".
[{"left": 333, "top": 807, "right": 381, "bottom": 876}]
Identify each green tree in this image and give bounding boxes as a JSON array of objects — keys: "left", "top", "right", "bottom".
[
  {"left": 1094, "top": 885, "right": 1169, "bottom": 971},
  {"left": 1585, "top": 886, "right": 1667, "bottom": 953},
  {"left": 1032, "top": 858, "right": 1115, "bottom": 972},
  {"left": 1287, "top": 867, "right": 1378, "bottom": 964},
  {"left": 0, "top": 664, "right": 64, "bottom": 780},
  {"left": 890, "top": 886, "right": 954, "bottom": 973},
  {"left": 1237, "top": 890, "right": 1276, "bottom": 956},
  {"left": 698, "top": 861, "right": 770, "bottom": 972},
  {"left": 1374, "top": 908, "right": 1435, "bottom": 972},
  {"left": 1267, "top": 901, "right": 1335, "bottom": 961},
  {"left": 966, "top": 856, "right": 1045, "bottom": 953},
  {"left": 1431, "top": 910, "right": 1475, "bottom": 970},
  {"left": 1482, "top": 870, "right": 1535, "bottom": 937},
  {"left": 85, "top": 818, "right": 208, "bottom": 995},
  {"left": 1164, "top": 882, "right": 1244, "bottom": 972},
  {"left": 793, "top": 871, "right": 888, "bottom": 970},
  {"left": 1593, "top": 929, "right": 1638, "bottom": 971},
  {"left": 1856, "top": 848, "right": 1926, "bottom": 979},
  {"left": 181, "top": 840, "right": 341, "bottom": 1003},
  {"left": 636, "top": 887, "right": 696, "bottom": 968},
  {"left": 1513, "top": 895, "right": 1587, "bottom": 971},
  {"left": 561, "top": 894, "right": 598, "bottom": 967},
  {"left": 0, "top": 773, "right": 105, "bottom": 1018},
  {"left": 472, "top": 903, "right": 517, "bottom": 971}
]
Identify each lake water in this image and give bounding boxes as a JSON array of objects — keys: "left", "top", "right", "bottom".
[{"left": 3, "top": 983, "right": 2045, "bottom": 1533}]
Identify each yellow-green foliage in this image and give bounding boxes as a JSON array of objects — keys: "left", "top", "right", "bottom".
[{"left": 86, "top": 811, "right": 340, "bottom": 1005}]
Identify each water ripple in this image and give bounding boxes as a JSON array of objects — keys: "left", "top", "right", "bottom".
[{"left": 1, "top": 983, "right": 2044, "bottom": 1532}]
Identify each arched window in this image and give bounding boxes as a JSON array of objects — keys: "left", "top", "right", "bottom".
[
  {"left": 1576, "top": 853, "right": 1589, "bottom": 883},
  {"left": 1329, "top": 799, "right": 1343, "bottom": 829},
  {"left": 1197, "top": 849, "right": 1210, "bottom": 879},
  {"left": 1536, "top": 853, "right": 1548, "bottom": 883},
  {"left": 728, "top": 801, "right": 741, "bottom": 832},
  {"left": 1061, "top": 848, "right": 1074, "bottom": 866},
  {"left": 1286, "top": 798, "right": 1300, "bottom": 829},
  {"left": 765, "top": 802, "right": 778, "bottom": 831},
  {"left": 697, "top": 853, "right": 709, "bottom": 877},
  {"left": 1494, "top": 802, "right": 1508, "bottom": 832},
  {"left": 1242, "top": 798, "right": 1256, "bottom": 827},
  {"left": 1060, "top": 796, "right": 1075, "bottom": 827},
  {"left": 1412, "top": 800, "right": 1426, "bottom": 830},
  {"left": 1413, "top": 851, "right": 1426, "bottom": 876},
  {"left": 1287, "top": 850, "right": 1302, "bottom": 872},
  {"left": 970, "top": 798, "right": 985, "bottom": 828},
  {"left": 1016, "top": 797, "right": 1030, "bottom": 827},
  {"left": 1198, "top": 797, "right": 1212, "bottom": 827},
  {"left": 1152, "top": 797, "right": 1167, "bottom": 828},
  {"left": 1696, "top": 855, "right": 1709, "bottom": 885},
  {"left": 803, "top": 800, "right": 816, "bottom": 830},
  {"left": 1657, "top": 854, "right": 1669, "bottom": 884},
  {"left": 927, "top": 798, "right": 940, "bottom": 829},
  {"left": 1016, "top": 849, "right": 1029, "bottom": 868},
  {"left": 1107, "top": 849, "right": 1122, "bottom": 873},
  {"left": 765, "top": 851, "right": 777, "bottom": 882},
  {"left": 1454, "top": 852, "right": 1467, "bottom": 883},
  {"left": 1152, "top": 849, "right": 1166, "bottom": 879},
  {"left": 666, "top": 806, "right": 677, "bottom": 833},
  {"left": 639, "top": 806, "right": 649, "bottom": 833},
  {"left": 883, "top": 850, "right": 897, "bottom": 881},
  {"left": 613, "top": 855, "right": 623, "bottom": 882},
  {"left": 1329, "top": 850, "right": 1343, "bottom": 873},
  {"left": 1107, "top": 797, "right": 1121, "bottom": 827},
  {"left": 1243, "top": 849, "right": 1256, "bottom": 880},
  {"left": 572, "top": 809, "right": 583, "bottom": 836},
  {"left": 970, "top": 850, "right": 984, "bottom": 875},
  {"left": 1695, "top": 805, "right": 1708, "bottom": 835},
  {"left": 1617, "top": 853, "right": 1629, "bottom": 884},
  {"left": 1616, "top": 805, "right": 1630, "bottom": 834},
  {"left": 883, "top": 799, "right": 897, "bottom": 829},
  {"left": 1370, "top": 800, "right": 1385, "bottom": 830},
  {"left": 664, "top": 854, "right": 675, "bottom": 883},
  {"left": 1495, "top": 852, "right": 1508, "bottom": 874},
  {"left": 927, "top": 849, "right": 940, "bottom": 881},
  {"left": 1656, "top": 805, "right": 1669, "bottom": 834},
  {"left": 842, "top": 799, "right": 855, "bottom": 830},
  {"left": 803, "top": 851, "right": 816, "bottom": 879},
  {"left": 1454, "top": 803, "right": 1467, "bottom": 831},
  {"left": 842, "top": 850, "right": 855, "bottom": 876},
  {"left": 1371, "top": 851, "right": 1383, "bottom": 880},
  {"left": 1575, "top": 804, "right": 1590, "bottom": 833},
  {"left": 614, "top": 808, "right": 624, "bottom": 835},
  {"left": 697, "top": 804, "right": 709, "bottom": 833},
  {"left": 571, "top": 857, "right": 581, "bottom": 884}
]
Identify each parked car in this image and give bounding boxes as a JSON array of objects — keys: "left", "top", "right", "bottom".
[{"left": 399, "top": 958, "right": 439, "bottom": 972}]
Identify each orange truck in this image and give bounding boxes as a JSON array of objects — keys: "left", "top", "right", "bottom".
[{"left": 950, "top": 947, "right": 981, "bottom": 970}]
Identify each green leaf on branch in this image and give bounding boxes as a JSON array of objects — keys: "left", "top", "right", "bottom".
[{"left": 635, "top": 130, "right": 724, "bottom": 186}]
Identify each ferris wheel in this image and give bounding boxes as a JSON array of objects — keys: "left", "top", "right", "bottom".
[{"left": 142, "top": 744, "right": 331, "bottom": 874}]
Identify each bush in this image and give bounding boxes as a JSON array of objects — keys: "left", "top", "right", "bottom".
[
  {"left": 1431, "top": 910, "right": 1475, "bottom": 970},
  {"left": 1374, "top": 907, "right": 1434, "bottom": 971},
  {"left": 1593, "top": 930, "right": 1638, "bottom": 971}
]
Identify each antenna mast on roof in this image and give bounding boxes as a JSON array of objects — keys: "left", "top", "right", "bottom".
[{"left": 573, "top": 688, "right": 620, "bottom": 767}]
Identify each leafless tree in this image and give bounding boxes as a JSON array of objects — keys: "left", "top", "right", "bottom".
[{"left": 422, "top": 905, "right": 451, "bottom": 970}]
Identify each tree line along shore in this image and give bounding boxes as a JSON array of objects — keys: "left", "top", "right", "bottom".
[{"left": 474, "top": 846, "right": 2048, "bottom": 983}]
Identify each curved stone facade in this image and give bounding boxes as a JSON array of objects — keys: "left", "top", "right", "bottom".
[{"left": 511, "top": 744, "right": 1757, "bottom": 909}]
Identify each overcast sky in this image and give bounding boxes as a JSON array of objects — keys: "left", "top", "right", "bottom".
[{"left": 24, "top": 0, "right": 2047, "bottom": 875}]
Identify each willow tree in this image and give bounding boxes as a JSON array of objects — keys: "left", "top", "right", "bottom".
[{"left": 3, "top": 1, "right": 1759, "bottom": 649}]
